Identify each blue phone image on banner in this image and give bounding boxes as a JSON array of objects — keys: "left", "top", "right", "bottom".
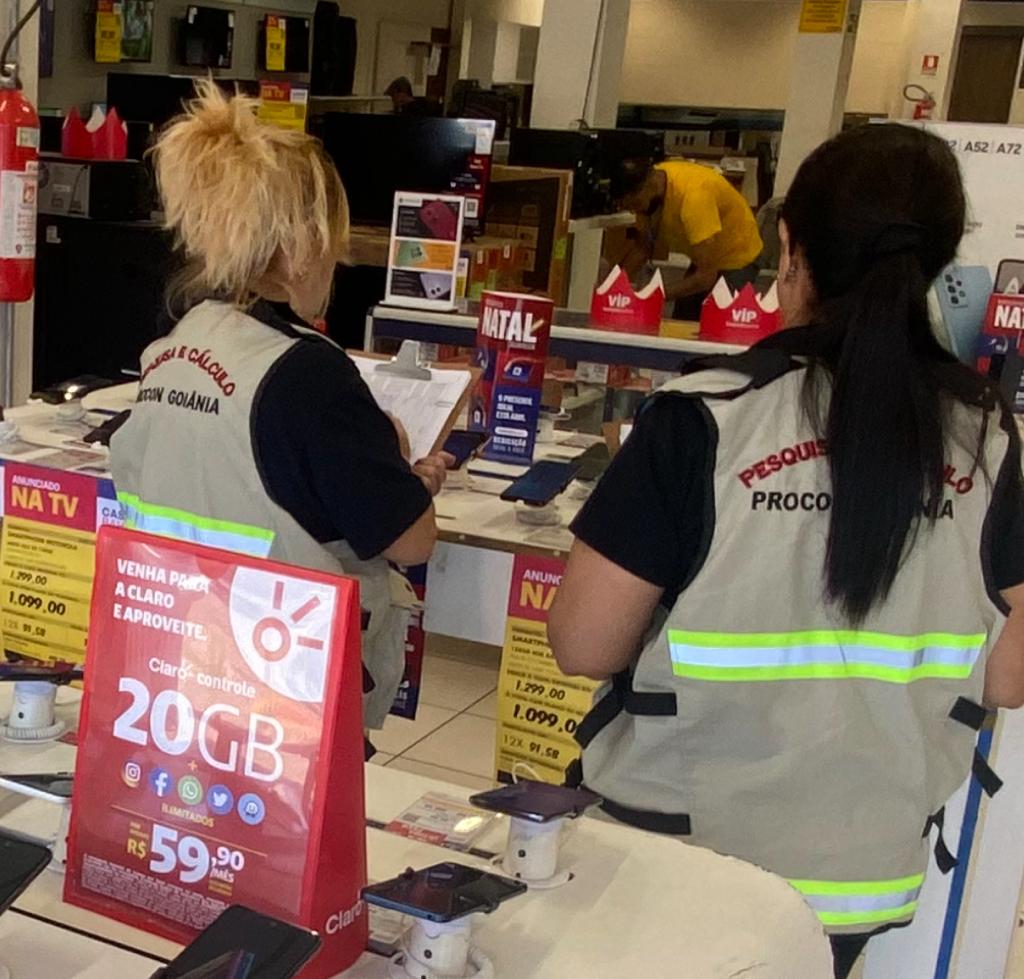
[{"left": 933, "top": 264, "right": 993, "bottom": 363}]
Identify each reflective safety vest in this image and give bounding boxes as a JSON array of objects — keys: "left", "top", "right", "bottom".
[
  {"left": 569, "top": 349, "right": 1014, "bottom": 935},
  {"left": 110, "top": 300, "right": 412, "bottom": 728}
]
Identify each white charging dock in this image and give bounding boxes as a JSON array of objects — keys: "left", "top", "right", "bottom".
[
  {"left": 1, "top": 681, "right": 65, "bottom": 742},
  {"left": 388, "top": 916, "right": 494, "bottom": 979},
  {"left": 497, "top": 816, "right": 572, "bottom": 889}
]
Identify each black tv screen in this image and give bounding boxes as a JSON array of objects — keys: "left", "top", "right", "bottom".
[
  {"left": 259, "top": 14, "right": 311, "bottom": 73},
  {"left": 180, "top": 5, "right": 234, "bottom": 68},
  {"left": 321, "top": 114, "right": 479, "bottom": 226}
]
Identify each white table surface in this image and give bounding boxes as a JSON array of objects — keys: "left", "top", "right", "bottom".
[
  {"left": 0, "top": 689, "right": 833, "bottom": 979},
  {"left": 0, "top": 910, "right": 163, "bottom": 978}
]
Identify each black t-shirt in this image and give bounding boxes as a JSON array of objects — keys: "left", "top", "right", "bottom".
[
  {"left": 573, "top": 371, "right": 1024, "bottom": 603},
  {"left": 248, "top": 302, "right": 431, "bottom": 560}
]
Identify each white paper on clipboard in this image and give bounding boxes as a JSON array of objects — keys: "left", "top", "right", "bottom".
[{"left": 349, "top": 354, "right": 471, "bottom": 463}]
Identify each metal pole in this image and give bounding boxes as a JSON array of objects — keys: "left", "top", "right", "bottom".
[{"left": 0, "top": 303, "right": 12, "bottom": 407}]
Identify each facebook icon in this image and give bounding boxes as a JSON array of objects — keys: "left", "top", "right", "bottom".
[{"left": 149, "top": 768, "right": 171, "bottom": 798}]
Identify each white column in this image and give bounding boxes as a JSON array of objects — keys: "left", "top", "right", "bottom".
[
  {"left": 530, "top": 0, "right": 630, "bottom": 130},
  {"left": 896, "top": 0, "right": 965, "bottom": 120},
  {"left": 774, "top": 0, "right": 864, "bottom": 196}
]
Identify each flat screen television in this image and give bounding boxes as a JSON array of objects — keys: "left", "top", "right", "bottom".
[
  {"left": 321, "top": 114, "right": 479, "bottom": 226},
  {"left": 179, "top": 5, "right": 234, "bottom": 68},
  {"left": 259, "top": 14, "right": 311, "bottom": 73}
]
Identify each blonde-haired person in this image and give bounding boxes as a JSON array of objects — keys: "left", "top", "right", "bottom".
[{"left": 110, "top": 82, "right": 451, "bottom": 735}]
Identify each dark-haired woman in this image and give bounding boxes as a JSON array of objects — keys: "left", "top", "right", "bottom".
[{"left": 548, "top": 123, "right": 1024, "bottom": 977}]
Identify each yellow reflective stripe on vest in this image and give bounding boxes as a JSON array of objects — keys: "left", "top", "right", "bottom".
[
  {"left": 117, "top": 493, "right": 275, "bottom": 559},
  {"left": 668, "top": 629, "right": 984, "bottom": 683},
  {"left": 789, "top": 873, "right": 924, "bottom": 927}
]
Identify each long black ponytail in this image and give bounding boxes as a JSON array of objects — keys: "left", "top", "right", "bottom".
[{"left": 781, "top": 124, "right": 998, "bottom": 624}]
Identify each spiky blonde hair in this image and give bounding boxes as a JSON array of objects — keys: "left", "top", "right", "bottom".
[{"left": 152, "top": 79, "right": 349, "bottom": 307}]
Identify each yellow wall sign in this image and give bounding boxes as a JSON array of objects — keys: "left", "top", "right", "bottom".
[
  {"left": 265, "top": 15, "right": 286, "bottom": 72},
  {"left": 494, "top": 555, "right": 598, "bottom": 785},
  {"left": 799, "top": 0, "right": 848, "bottom": 33},
  {"left": 95, "top": 0, "right": 123, "bottom": 64}
]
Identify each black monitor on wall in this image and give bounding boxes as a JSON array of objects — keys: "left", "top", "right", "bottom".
[
  {"left": 179, "top": 6, "right": 234, "bottom": 68},
  {"left": 321, "top": 114, "right": 479, "bottom": 226}
]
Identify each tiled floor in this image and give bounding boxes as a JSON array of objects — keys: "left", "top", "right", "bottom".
[{"left": 369, "top": 636, "right": 502, "bottom": 791}]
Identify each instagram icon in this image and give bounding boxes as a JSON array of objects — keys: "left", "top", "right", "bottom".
[{"left": 122, "top": 760, "right": 141, "bottom": 788}]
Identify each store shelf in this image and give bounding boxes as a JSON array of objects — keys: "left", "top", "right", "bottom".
[
  {"left": 367, "top": 305, "right": 744, "bottom": 372},
  {"left": 567, "top": 211, "right": 637, "bottom": 234}
]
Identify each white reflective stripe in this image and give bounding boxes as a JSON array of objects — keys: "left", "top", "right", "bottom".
[
  {"left": 123, "top": 509, "right": 273, "bottom": 559},
  {"left": 802, "top": 886, "right": 923, "bottom": 915},
  {"left": 672, "top": 642, "right": 980, "bottom": 670}
]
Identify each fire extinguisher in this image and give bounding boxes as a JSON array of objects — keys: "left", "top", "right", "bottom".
[
  {"left": 0, "top": 75, "right": 38, "bottom": 302},
  {"left": 0, "top": 1, "right": 43, "bottom": 303},
  {"left": 904, "top": 84, "right": 937, "bottom": 122}
]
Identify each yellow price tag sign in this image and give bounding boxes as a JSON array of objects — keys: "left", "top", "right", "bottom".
[
  {"left": 257, "top": 82, "right": 308, "bottom": 133},
  {"left": 799, "top": 0, "right": 848, "bottom": 33},
  {"left": 95, "top": 0, "right": 123, "bottom": 63},
  {"left": 0, "top": 464, "right": 109, "bottom": 666},
  {"left": 265, "top": 15, "right": 286, "bottom": 72},
  {"left": 494, "top": 556, "right": 598, "bottom": 785}
]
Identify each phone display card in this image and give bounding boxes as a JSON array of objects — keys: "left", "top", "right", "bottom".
[{"left": 385, "top": 793, "right": 496, "bottom": 851}]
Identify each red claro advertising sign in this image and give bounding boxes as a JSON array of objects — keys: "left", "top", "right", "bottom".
[{"left": 65, "top": 528, "right": 367, "bottom": 977}]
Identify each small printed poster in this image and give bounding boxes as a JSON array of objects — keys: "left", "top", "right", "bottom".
[
  {"left": 65, "top": 527, "right": 368, "bottom": 978},
  {"left": 385, "top": 192, "right": 465, "bottom": 312},
  {"left": 95, "top": 0, "right": 123, "bottom": 64},
  {"left": 265, "top": 15, "right": 286, "bottom": 72},
  {"left": 121, "top": 0, "right": 154, "bottom": 62},
  {"left": 494, "top": 555, "right": 598, "bottom": 784},
  {"left": 798, "top": 0, "right": 848, "bottom": 33}
]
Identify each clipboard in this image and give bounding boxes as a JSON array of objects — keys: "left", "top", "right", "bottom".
[{"left": 349, "top": 341, "right": 481, "bottom": 461}]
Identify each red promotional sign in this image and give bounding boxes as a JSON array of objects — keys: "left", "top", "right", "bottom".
[
  {"left": 65, "top": 528, "right": 367, "bottom": 977},
  {"left": 590, "top": 265, "right": 665, "bottom": 335},
  {"left": 470, "top": 291, "right": 553, "bottom": 465},
  {"left": 4, "top": 463, "right": 97, "bottom": 531}
]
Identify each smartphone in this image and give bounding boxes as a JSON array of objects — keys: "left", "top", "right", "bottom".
[
  {"left": 470, "top": 781, "right": 603, "bottom": 824},
  {"left": 361, "top": 863, "right": 527, "bottom": 923},
  {"left": 574, "top": 443, "right": 611, "bottom": 482},
  {"left": 932, "top": 264, "right": 993, "bottom": 363},
  {"left": 0, "top": 830, "right": 52, "bottom": 913},
  {"left": 996, "top": 259, "right": 1024, "bottom": 294},
  {"left": 0, "top": 772, "right": 74, "bottom": 804},
  {"left": 442, "top": 429, "right": 490, "bottom": 470},
  {"left": 158, "top": 906, "right": 321, "bottom": 979},
  {"left": 500, "top": 460, "right": 580, "bottom": 506}
]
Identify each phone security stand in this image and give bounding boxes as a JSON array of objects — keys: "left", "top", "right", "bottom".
[
  {"left": 513, "top": 501, "right": 561, "bottom": 528},
  {"left": 1, "top": 681, "right": 65, "bottom": 742},
  {"left": 388, "top": 916, "right": 493, "bottom": 979},
  {"left": 497, "top": 817, "right": 571, "bottom": 889}
]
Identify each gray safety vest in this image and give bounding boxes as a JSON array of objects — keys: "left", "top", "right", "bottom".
[
  {"left": 110, "top": 299, "right": 410, "bottom": 728},
  {"left": 572, "top": 350, "right": 1013, "bottom": 935}
]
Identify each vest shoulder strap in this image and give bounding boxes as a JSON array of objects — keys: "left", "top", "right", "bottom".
[{"left": 661, "top": 346, "right": 803, "bottom": 402}]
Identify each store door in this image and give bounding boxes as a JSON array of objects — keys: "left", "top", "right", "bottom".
[{"left": 949, "top": 29, "right": 1022, "bottom": 124}]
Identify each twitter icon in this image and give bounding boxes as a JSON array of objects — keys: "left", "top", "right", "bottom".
[{"left": 207, "top": 784, "right": 234, "bottom": 816}]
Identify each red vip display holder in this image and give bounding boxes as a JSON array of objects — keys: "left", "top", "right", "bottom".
[{"left": 65, "top": 527, "right": 368, "bottom": 977}]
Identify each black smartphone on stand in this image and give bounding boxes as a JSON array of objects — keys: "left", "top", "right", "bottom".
[
  {"left": 153, "top": 906, "right": 321, "bottom": 979},
  {"left": 362, "top": 863, "right": 527, "bottom": 923},
  {"left": 470, "top": 781, "right": 603, "bottom": 823},
  {"left": 500, "top": 460, "right": 580, "bottom": 506},
  {"left": 0, "top": 830, "right": 52, "bottom": 914}
]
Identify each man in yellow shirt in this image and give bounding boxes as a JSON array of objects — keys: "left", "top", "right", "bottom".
[{"left": 615, "top": 159, "right": 764, "bottom": 320}]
